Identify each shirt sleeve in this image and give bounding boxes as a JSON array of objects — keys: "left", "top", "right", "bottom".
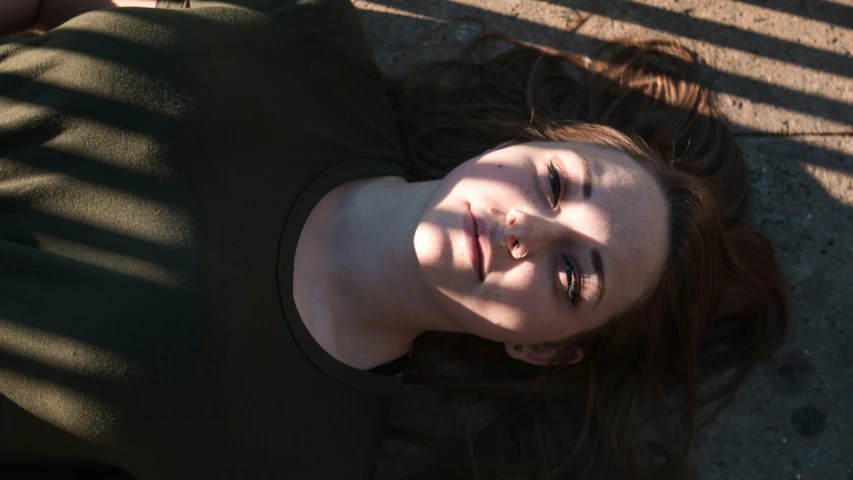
[
  {"left": 155, "top": 0, "right": 347, "bottom": 17},
  {"left": 153, "top": 0, "right": 369, "bottom": 53},
  {"left": 155, "top": 0, "right": 189, "bottom": 8}
]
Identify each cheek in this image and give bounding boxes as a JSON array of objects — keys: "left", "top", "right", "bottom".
[
  {"left": 461, "top": 164, "right": 533, "bottom": 201},
  {"left": 479, "top": 265, "right": 554, "bottom": 331}
]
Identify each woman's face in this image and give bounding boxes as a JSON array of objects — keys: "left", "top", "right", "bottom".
[{"left": 414, "top": 141, "right": 669, "bottom": 356}]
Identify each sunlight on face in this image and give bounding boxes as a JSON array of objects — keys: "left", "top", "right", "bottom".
[{"left": 413, "top": 141, "right": 669, "bottom": 345}]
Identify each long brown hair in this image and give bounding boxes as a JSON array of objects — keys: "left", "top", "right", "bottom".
[{"left": 383, "top": 33, "right": 789, "bottom": 480}]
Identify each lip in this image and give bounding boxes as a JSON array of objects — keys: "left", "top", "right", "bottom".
[
  {"left": 475, "top": 212, "right": 491, "bottom": 278},
  {"left": 463, "top": 204, "right": 485, "bottom": 281}
]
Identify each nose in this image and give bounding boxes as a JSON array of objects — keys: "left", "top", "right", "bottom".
[{"left": 501, "top": 208, "right": 558, "bottom": 260}]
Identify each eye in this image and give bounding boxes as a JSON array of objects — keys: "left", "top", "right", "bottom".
[
  {"left": 547, "top": 160, "right": 564, "bottom": 209},
  {"left": 560, "top": 253, "right": 580, "bottom": 305}
]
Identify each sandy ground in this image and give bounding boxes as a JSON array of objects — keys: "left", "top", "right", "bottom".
[{"left": 359, "top": 1, "right": 853, "bottom": 478}]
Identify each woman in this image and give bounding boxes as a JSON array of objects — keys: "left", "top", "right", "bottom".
[{"left": 0, "top": 1, "right": 788, "bottom": 479}]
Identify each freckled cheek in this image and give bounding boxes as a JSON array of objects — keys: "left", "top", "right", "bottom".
[
  {"left": 467, "top": 166, "right": 533, "bottom": 201},
  {"left": 485, "top": 265, "right": 551, "bottom": 318}
]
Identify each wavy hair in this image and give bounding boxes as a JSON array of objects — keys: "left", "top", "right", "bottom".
[{"left": 384, "top": 33, "right": 789, "bottom": 480}]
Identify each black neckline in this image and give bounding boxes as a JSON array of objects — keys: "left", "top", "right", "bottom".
[
  {"left": 367, "top": 350, "right": 411, "bottom": 376},
  {"left": 276, "top": 159, "right": 407, "bottom": 395}
]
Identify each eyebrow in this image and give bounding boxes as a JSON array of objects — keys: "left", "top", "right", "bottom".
[
  {"left": 589, "top": 249, "right": 605, "bottom": 306},
  {"left": 580, "top": 153, "right": 592, "bottom": 199}
]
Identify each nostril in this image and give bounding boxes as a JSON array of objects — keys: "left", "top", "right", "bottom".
[
  {"left": 506, "top": 210, "right": 516, "bottom": 226},
  {"left": 512, "top": 240, "right": 528, "bottom": 259}
]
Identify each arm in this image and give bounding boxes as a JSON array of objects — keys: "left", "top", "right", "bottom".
[
  {"left": 0, "top": 0, "right": 40, "bottom": 35},
  {"left": 0, "top": 0, "right": 157, "bottom": 35}
]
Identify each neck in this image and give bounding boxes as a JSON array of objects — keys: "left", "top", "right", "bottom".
[{"left": 304, "top": 176, "right": 462, "bottom": 361}]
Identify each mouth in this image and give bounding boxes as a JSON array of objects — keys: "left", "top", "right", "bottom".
[{"left": 463, "top": 203, "right": 485, "bottom": 282}]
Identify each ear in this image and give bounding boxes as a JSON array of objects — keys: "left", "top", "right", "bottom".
[{"left": 505, "top": 342, "right": 584, "bottom": 366}]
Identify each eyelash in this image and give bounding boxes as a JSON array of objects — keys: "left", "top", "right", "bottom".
[
  {"left": 561, "top": 253, "right": 580, "bottom": 305},
  {"left": 545, "top": 162, "right": 579, "bottom": 306},
  {"left": 547, "top": 160, "right": 563, "bottom": 209}
]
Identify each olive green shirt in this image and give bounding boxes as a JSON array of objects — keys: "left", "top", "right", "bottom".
[{"left": 0, "top": 1, "right": 406, "bottom": 478}]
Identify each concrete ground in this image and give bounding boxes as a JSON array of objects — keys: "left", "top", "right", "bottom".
[{"left": 357, "top": 1, "right": 853, "bottom": 479}]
